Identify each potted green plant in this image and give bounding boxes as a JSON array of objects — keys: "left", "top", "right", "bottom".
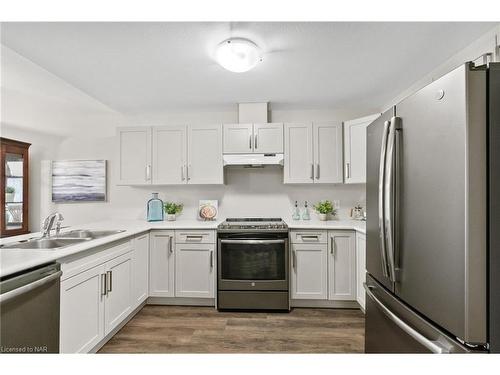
[
  {"left": 313, "top": 200, "right": 336, "bottom": 221},
  {"left": 5, "top": 186, "right": 15, "bottom": 203},
  {"left": 164, "top": 202, "right": 183, "bottom": 221}
]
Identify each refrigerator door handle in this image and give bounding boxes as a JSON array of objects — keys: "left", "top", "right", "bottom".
[
  {"left": 384, "top": 117, "right": 401, "bottom": 282},
  {"left": 364, "top": 283, "right": 450, "bottom": 354},
  {"left": 378, "top": 120, "right": 390, "bottom": 278}
]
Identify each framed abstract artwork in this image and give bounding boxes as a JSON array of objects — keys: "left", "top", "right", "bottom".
[{"left": 52, "top": 160, "right": 106, "bottom": 202}]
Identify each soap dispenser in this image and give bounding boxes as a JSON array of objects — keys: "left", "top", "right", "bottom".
[
  {"left": 292, "top": 201, "right": 301, "bottom": 220},
  {"left": 147, "top": 193, "right": 164, "bottom": 222},
  {"left": 302, "top": 201, "right": 310, "bottom": 220}
]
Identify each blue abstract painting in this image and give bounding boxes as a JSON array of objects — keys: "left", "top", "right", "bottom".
[{"left": 52, "top": 160, "right": 106, "bottom": 202}]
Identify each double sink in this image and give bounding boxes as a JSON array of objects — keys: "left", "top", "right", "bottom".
[{"left": 0, "top": 229, "right": 125, "bottom": 250}]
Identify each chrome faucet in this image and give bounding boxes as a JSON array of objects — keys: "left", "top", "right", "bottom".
[{"left": 41, "top": 212, "right": 64, "bottom": 238}]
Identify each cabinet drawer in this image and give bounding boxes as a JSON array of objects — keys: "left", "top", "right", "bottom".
[
  {"left": 175, "top": 230, "right": 215, "bottom": 244},
  {"left": 290, "top": 230, "right": 327, "bottom": 244}
]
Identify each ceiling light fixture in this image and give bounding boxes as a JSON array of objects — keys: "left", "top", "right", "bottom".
[{"left": 215, "top": 38, "right": 262, "bottom": 73}]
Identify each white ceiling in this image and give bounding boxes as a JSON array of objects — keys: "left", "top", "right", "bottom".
[{"left": 1, "top": 22, "right": 497, "bottom": 114}]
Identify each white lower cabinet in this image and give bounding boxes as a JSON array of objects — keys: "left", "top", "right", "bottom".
[
  {"left": 104, "top": 252, "right": 133, "bottom": 335},
  {"left": 356, "top": 232, "right": 367, "bottom": 310},
  {"left": 149, "top": 231, "right": 175, "bottom": 297},
  {"left": 290, "top": 230, "right": 357, "bottom": 303},
  {"left": 291, "top": 242, "right": 328, "bottom": 300},
  {"left": 328, "top": 231, "right": 356, "bottom": 301},
  {"left": 175, "top": 243, "right": 215, "bottom": 298},
  {"left": 132, "top": 233, "right": 149, "bottom": 305},
  {"left": 60, "top": 263, "right": 106, "bottom": 353}
]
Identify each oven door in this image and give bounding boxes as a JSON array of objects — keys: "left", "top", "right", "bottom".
[{"left": 218, "top": 237, "right": 289, "bottom": 291}]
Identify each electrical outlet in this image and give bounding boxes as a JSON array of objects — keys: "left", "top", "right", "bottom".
[{"left": 333, "top": 200, "right": 340, "bottom": 209}]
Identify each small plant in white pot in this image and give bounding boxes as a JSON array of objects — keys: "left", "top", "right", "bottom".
[
  {"left": 164, "top": 202, "right": 183, "bottom": 221},
  {"left": 313, "top": 200, "right": 336, "bottom": 221},
  {"left": 5, "top": 186, "right": 15, "bottom": 203}
]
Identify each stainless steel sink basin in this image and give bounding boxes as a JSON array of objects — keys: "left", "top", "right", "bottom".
[
  {"left": 0, "top": 229, "right": 125, "bottom": 250},
  {"left": 55, "top": 229, "right": 125, "bottom": 239},
  {"left": 0, "top": 237, "right": 89, "bottom": 249}
]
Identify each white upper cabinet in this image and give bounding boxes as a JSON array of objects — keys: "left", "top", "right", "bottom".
[
  {"left": 117, "top": 127, "right": 152, "bottom": 185},
  {"left": 284, "top": 123, "right": 314, "bottom": 183},
  {"left": 187, "top": 124, "right": 223, "bottom": 184},
  {"left": 118, "top": 124, "right": 223, "bottom": 185},
  {"left": 223, "top": 123, "right": 254, "bottom": 153},
  {"left": 343, "top": 113, "right": 380, "bottom": 183},
  {"left": 253, "top": 123, "right": 284, "bottom": 153},
  {"left": 328, "top": 231, "right": 356, "bottom": 301},
  {"left": 152, "top": 126, "right": 186, "bottom": 185},
  {"left": 284, "top": 122, "right": 343, "bottom": 184},
  {"left": 223, "top": 123, "right": 284, "bottom": 154},
  {"left": 313, "top": 122, "right": 343, "bottom": 183}
]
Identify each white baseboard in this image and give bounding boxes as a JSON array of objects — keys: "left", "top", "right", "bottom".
[
  {"left": 291, "top": 299, "right": 361, "bottom": 309},
  {"left": 147, "top": 297, "right": 215, "bottom": 306}
]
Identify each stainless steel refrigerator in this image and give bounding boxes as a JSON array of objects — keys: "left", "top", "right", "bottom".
[{"left": 365, "top": 61, "right": 499, "bottom": 353}]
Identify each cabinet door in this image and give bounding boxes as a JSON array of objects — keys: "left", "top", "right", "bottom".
[
  {"left": 60, "top": 264, "right": 105, "bottom": 353},
  {"left": 328, "top": 231, "right": 356, "bottom": 301},
  {"left": 149, "top": 231, "right": 175, "bottom": 297},
  {"left": 117, "top": 127, "right": 152, "bottom": 185},
  {"left": 104, "top": 252, "right": 133, "bottom": 335},
  {"left": 356, "top": 232, "right": 367, "bottom": 310},
  {"left": 175, "top": 243, "right": 215, "bottom": 298},
  {"left": 132, "top": 233, "right": 149, "bottom": 307},
  {"left": 253, "top": 123, "right": 284, "bottom": 153},
  {"left": 343, "top": 114, "right": 380, "bottom": 184},
  {"left": 187, "top": 124, "right": 223, "bottom": 184},
  {"left": 152, "top": 126, "right": 186, "bottom": 184},
  {"left": 284, "top": 123, "right": 314, "bottom": 184},
  {"left": 313, "top": 122, "right": 343, "bottom": 183},
  {"left": 223, "top": 123, "right": 254, "bottom": 153},
  {"left": 291, "top": 243, "right": 327, "bottom": 300}
]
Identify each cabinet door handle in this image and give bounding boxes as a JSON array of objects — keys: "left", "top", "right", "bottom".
[
  {"left": 255, "top": 134, "right": 258, "bottom": 150},
  {"left": 346, "top": 163, "right": 350, "bottom": 179},
  {"left": 310, "top": 164, "right": 314, "bottom": 180},
  {"left": 145, "top": 165, "right": 151, "bottom": 181},
  {"left": 101, "top": 273, "right": 107, "bottom": 296},
  {"left": 316, "top": 164, "right": 320, "bottom": 180},
  {"left": 169, "top": 236, "right": 173, "bottom": 254},
  {"left": 187, "top": 165, "right": 191, "bottom": 181},
  {"left": 330, "top": 237, "right": 335, "bottom": 256},
  {"left": 107, "top": 271, "right": 112, "bottom": 292},
  {"left": 210, "top": 250, "right": 214, "bottom": 268},
  {"left": 181, "top": 165, "right": 185, "bottom": 180},
  {"left": 301, "top": 235, "right": 319, "bottom": 241},
  {"left": 249, "top": 135, "right": 252, "bottom": 150},
  {"left": 292, "top": 249, "right": 297, "bottom": 269},
  {"left": 186, "top": 235, "right": 203, "bottom": 241}
]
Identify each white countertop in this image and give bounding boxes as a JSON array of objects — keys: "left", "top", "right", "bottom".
[{"left": 0, "top": 217, "right": 364, "bottom": 278}]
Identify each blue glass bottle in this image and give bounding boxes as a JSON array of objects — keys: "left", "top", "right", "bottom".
[{"left": 147, "top": 193, "right": 164, "bottom": 222}]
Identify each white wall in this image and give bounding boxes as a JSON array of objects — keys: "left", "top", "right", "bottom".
[{"left": 382, "top": 24, "right": 500, "bottom": 111}]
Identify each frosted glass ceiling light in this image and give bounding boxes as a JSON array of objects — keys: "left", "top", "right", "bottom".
[{"left": 215, "top": 38, "right": 262, "bottom": 73}]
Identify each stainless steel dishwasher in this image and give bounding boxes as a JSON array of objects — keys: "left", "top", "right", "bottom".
[{"left": 0, "top": 263, "right": 62, "bottom": 353}]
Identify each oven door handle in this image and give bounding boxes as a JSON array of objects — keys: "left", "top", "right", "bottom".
[{"left": 220, "top": 239, "right": 286, "bottom": 244}]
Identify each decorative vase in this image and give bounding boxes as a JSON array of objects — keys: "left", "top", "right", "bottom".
[
  {"left": 147, "top": 193, "right": 164, "bottom": 222},
  {"left": 166, "top": 214, "right": 176, "bottom": 221},
  {"left": 5, "top": 193, "right": 15, "bottom": 203},
  {"left": 318, "top": 213, "right": 328, "bottom": 221}
]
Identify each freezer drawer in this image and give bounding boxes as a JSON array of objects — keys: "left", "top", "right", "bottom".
[{"left": 364, "top": 274, "right": 470, "bottom": 353}]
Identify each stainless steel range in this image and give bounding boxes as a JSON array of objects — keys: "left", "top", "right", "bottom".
[{"left": 217, "top": 218, "right": 290, "bottom": 311}]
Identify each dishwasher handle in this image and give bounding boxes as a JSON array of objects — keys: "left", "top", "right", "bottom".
[{"left": 0, "top": 270, "right": 62, "bottom": 304}]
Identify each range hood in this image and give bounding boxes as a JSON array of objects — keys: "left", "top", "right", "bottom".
[{"left": 223, "top": 153, "right": 284, "bottom": 167}]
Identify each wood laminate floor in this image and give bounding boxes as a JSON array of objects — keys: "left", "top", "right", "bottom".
[{"left": 98, "top": 305, "right": 365, "bottom": 353}]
